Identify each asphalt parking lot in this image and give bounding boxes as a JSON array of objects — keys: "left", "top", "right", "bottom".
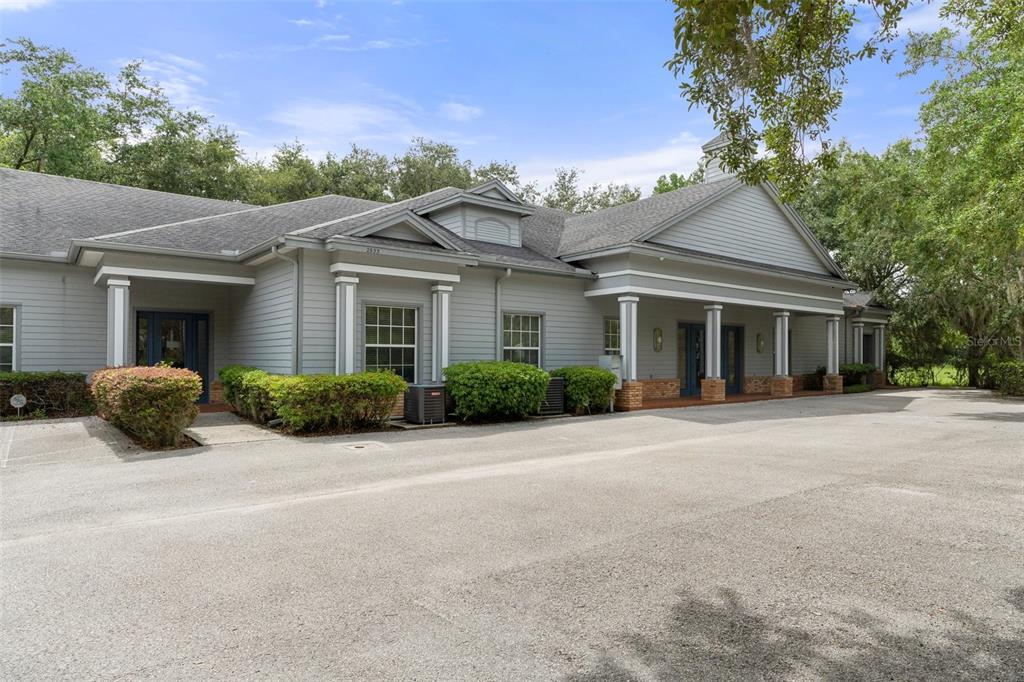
[{"left": 2, "top": 389, "right": 1022, "bottom": 680}]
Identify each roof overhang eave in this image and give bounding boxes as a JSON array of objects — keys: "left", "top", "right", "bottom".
[
  {"left": 325, "top": 236, "right": 479, "bottom": 266},
  {"left": 69, "top": 239, "right": 243, "bottom": 264},
  {"left": 0, "top": 249, "right": 70, "bottom": 263}
]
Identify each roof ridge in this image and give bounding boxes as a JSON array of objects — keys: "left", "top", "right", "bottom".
[
  {"left": 567, "top": 177, "right": 736, "bottom": 225},
  {"left": 91, "top": 193, "right": 364, "bottom": 242},
  {"left": 288, "top": 186, "right": 458, "bottom": 237},
  {"left": 0, "top": 166, "right": 252, "bottom": 208}
]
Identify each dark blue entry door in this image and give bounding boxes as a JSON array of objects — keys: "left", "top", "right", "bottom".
[
  {"left": 677, "top": 323, "right": 743, "bottom": 397},
  {"left": 136, "top": 311, "right": 211, "bottom": 403}
]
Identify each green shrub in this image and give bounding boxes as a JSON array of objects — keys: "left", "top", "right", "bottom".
[
  {"left": 218, "top": 364, "right": 259, "bottom": 409},
  {"left": 839, "top": 362, "right": 876, "bottom": 386},
  {"left": 843, "top": 383, "right": 873, "bottom": 394},
  {"left": 443, "top": 361, "right": 550, "bottom": 421},
  {"left": 991, "top": 361, "right": 1024, "bottom": 396},
  {"left": 551, "top": 366, "right": 616, "bottom": 414},
  {"left": 91, "top": 367, "right": 201, "bottom": 448},
  {"left": 0, "top": 371, "right": 92, "bottom": 419},
  {"left": 237, "top": 369, "right": 276, "bottom": 424},
  {"left": 267, "top": 372, "right": 407, "bottom": 433}
]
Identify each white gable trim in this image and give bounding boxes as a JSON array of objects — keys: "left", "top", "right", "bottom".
[
  {"left": 347, "top": 210, "right": 466, "bottom": 252},
  {"left": 761, "top": 182, "right": 846, "bottom": 278},
  {"left": 467, "top": 179, "right": 523, "bottom": 204}
]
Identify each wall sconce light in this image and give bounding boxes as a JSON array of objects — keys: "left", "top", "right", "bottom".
[
  {"left": 653, "top": 327, "right": 663, "bottom": 352},
  {"left": 756, "top": 332, "right": 765, "bottom": 353}
]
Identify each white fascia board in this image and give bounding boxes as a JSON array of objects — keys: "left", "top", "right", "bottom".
[
  {"left": 415, "top": 192, "right": 535, "bottom": 217},
  {"left": 596, "top": 269, "right": 842, "bottom": 303},
  {"left": 584, "top": 284, "right": 843, "bottom": 315},
  {"left": 326, "top": 238, "right": 478, "bottom": 266},
  {"left": 329, "top": 262, "right": 461, "bottom": 283},
  {"left": 93, "top": 265, "right": 255, "bottom": 287}
]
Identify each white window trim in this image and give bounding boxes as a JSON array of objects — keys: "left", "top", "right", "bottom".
[
  {"left": 603, "top": 317, "right": 621, "bottom": 355},
  {"left": 502, "top": 312, "right": 543, "bottom": 367},
  {"left": 363, "top": 304, "right": 418, "bottom": 383},
  {"left": 0, "top": 305, "right": 15, "bottom": 372}
]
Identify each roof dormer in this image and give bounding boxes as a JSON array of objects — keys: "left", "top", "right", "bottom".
[{"left": 417, "top": 180, "right": 533, "bottom": 248}]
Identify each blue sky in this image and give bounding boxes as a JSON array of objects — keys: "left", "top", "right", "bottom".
[{"left": 2, "top": 0, "right": 944, "bottom": 191}]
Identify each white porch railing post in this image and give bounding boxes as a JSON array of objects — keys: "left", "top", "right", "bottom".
[
  {"left": 106, "top": 278, "right": 131, "bottom": 366},
  {"left": 431, "top": 284, "right": 452, "bottom": 382},
  {"left": 874, "top": 324, "right": 886, "bottom": 372},
  {"left": 773, "top": 311, "right": 790, "bottom": 376},
  {"left": 618, "top": 295, "right": 639, "bottom": 381},
  {"left": 704, "top": 304, "right": 723, "bottom": 379},
  {"left": 852, "top": 322, "right": 865, "bottom": 364},
  {"left": 334, "top": 275, "right": 359, "bottom": 374},
  {"left": 826, "top": 316, "right": 841, "bottom": 375}
]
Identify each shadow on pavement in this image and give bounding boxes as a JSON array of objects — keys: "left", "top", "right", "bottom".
[
  {"left": 645, "top": 394, "right": 918, "bottom": 426},
  {"left": 567, "top": 588, "right": 1024, "bottom": 681},
  {"left": 950, "top": 412, "right": 1024, "bottom": 424}
]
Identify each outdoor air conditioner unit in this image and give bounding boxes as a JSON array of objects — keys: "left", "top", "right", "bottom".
[
  {"left": 404, "top": 383, "right": 446, "bottom": 424},
  {"left": 537, "top": 377, "right": 565, "bottom": 416}
]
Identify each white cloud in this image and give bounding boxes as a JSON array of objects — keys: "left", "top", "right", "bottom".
[
  {"left": 519, "top": 132, "right": 706, "bottom": 192},
  {"left": 0, "top": 0, "right": 51, "bottom": 10},
  {"left": 137, "top": 52, "right": 217, "bottom": 114},
  {"left": 898, "top": 1, "right": 946, "bottom": 34},
  {"left": 268, "top": 100, "right": 419, "bottom": 145},
  {"left": 439, "top": 101, "right": 482, "bottom": 122}
]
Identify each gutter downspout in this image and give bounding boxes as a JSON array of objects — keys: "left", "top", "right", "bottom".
[
  {"left": 272, "top": 244, "right": 301, "bottom": 375},
  {"left": 495, "top": 268, "right": 512, "bottom": 360}
]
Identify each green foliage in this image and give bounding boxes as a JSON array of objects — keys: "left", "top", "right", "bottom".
[
  {"left": 843, "top": 383, "right": 874, "bottom": 394},
  {"left": 551, "top": 366, "right": 617, "bottom": 414},
  {"left": 0, "top": 371, "right": 91, "bottom": 419},
  {"left": 802, "top": 366, "right": 828, "bottom": 391},
  {"left": 443, "top": 361, "right": 550, "bottom": 421},
  {"left": 518, "top": 167, "right": 641, "bottom": 213},
  {"left": 652, "top": 165, "right": 705, "bottom": 194},
  {"left": 267, "top": 372, "right": 407, "bottom": 433},
  {"left": 217, "top": 365, "right": 259, "bottom": 410},
  {"left": 990, "top": 361, "right": 1024, "bottom": 396},
  {"left": 90, "top": 366, "right": 201, "bottom": 448},
  {"left": 236, "top": 369, "right": 276, "bottom": 424},
  {"left": 839, "top": 362, "right": 876, "bottom": 386}
]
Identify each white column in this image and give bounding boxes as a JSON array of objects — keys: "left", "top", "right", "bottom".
[
  {"left": 431, "top": 284, "right": 452, "bottom": 382},
  {"left": 704, "top": 304, "right": 723, "bottom": 379},
  {"left": 852, "top": 322, "right": 865, "bottom": 363},
  {"left": 618, "top": 295, "right": 639, "bottom": 381},
  {"left": 874, "top": 324, "right": 886, "bottom": 371},
  {"left": 334, "top": 275, "right": 359, "bottom": 374},
  {"left": 826, "top": 316, "right": 841, "bottom": 375},
  {"left": 773, "top": 311, "right": 790, "bottom": 376},
  {"left": 106, "top": 278, "right": 131, "bottom": 366}
]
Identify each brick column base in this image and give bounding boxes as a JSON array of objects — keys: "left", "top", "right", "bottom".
[
  {"left": 209, "top": 380, "right": 225, "bottom": 404},
  {"left": 701, "top": 378, "right": 726, "bottom": 402},
  {"left": 871, "top": 370, "right": 886, "bottom": 388},
  {"left": 823, "top": 374, "right": 844, "bottom": 394},
  {"left": 770, "top": 376, "right": 794, "bottom": 397},
  {"left": 614, "top": 380, "right": 644, "bottom": 411}
]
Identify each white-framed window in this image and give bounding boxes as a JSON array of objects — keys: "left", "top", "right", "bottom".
[
  {"left": 503, "top": 313, "right": 541, "bottom": 366},
  {"left": 0, "top": 306, "right": 14, "bottom": 372},
  {"left": 364, "top": 305, "right": 417, "bottom": 382},
  {"left": 603, "top": 317, "right": 620, "bottom": 355}
]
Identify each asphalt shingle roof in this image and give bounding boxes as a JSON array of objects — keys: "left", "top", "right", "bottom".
[
  {"left": 297, "top": 187, "right": 462, "bottom": 240},
  {"left": 94, "top": 194, "right": 385, "bottom": 254},
  {"left": 0, "top": 168, "right": 249, "bottom": 257},
  {"left": 557, "top": 178, "right": 737, "bottom": 256}
]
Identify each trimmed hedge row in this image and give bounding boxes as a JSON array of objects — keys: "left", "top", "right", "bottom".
[
  {"left": 218, "top": 365, "right": 407, "bottom": 433},
  {"left": 551, "top": 366, "right": 617, "bottom": 414},
  {"left": 443, "top": 361, "right": 549, "bottom": 421},
  {"left": 991, "top": 361, "right": 1024, "bottom": 396},
  {"left": 0, "top": 371, "right": 92, "bottom": 419},
  {"left": 839, "top": 362, "right": 876, "bottom": 386},
  {"left": 91, "top": 367, "right": 201, "bottom": 448}
]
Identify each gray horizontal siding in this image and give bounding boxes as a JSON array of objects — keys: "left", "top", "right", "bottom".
[
  {"left": 450, "top": 267, "right": 500, "bottom": 363},
  {"left": 300, "top": 250, "right": 335, "bottom": 374},
  {"left": 227, "top": 258, "right": 295, "bottom": 374},
  {"left": 0, "top": 259, "right": 106, "bottom": 373},
  {"left": 649, "top": 184, "right": 829, "bottom": 275},
  {"left": 790, "top": 314, "right": 829, "bottom": 374}
]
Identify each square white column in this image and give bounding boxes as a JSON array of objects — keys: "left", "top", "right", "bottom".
[
  {"left": 773, "top": 311, "right": 790, "bottom": 376},
  {"left": 852, "top": 322, "right": 865, "bottom": 363},
  {"left": 826, "top": 316, "right": 841, "bottom": 375},
  {"left": 334, "top": 275, "right": 359, "bottom": 374},
  {"left": 874, "top": 324, "right": 886, "bottom": 372},
  {"left": 704, "top": 304, "right": 723, "bottom": 379},
  {"left": 106, "top": 278, "right": 131, "bottom": 367},
  {"left": 618, "top": 295, "right": 639, "bottom": 381},
  {"left": 431, "top": 284, "right": 453, "bottom": 382}
]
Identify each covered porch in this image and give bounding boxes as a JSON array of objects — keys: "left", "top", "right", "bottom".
[{"left": 587, "top": 264, "right": 870, "bottom": 410}]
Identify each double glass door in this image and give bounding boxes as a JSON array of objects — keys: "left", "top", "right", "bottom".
[
  {"left": 136, "top": 311, "right": 210, "bottom": 402},
  {"left": 677, "top": 323, "right": 743, "bottom": 396}
]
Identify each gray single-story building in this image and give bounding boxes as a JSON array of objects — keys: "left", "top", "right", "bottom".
[{"left": 0, "top": 137, "right": 889, "bottom": 408}]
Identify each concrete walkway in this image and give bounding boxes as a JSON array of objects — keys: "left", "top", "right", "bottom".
[{"left": 184, "top": 411, "right": 283, "bottom": 446}]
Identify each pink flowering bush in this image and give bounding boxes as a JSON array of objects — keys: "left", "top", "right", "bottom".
[{"left": 91, "top": 366, "right": 202, "bottom": 448}]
